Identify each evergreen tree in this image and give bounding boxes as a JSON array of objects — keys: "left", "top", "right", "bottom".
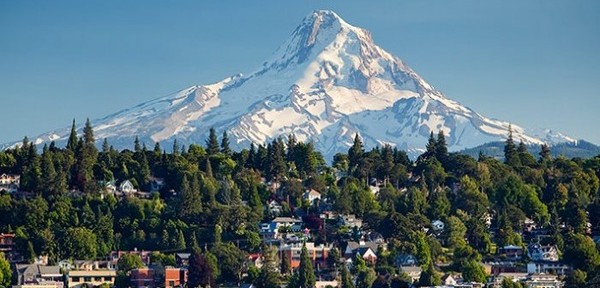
[
  {"left": 340, "top": 264, "right": 354, "bottom": 288},
  {"left": 435, "top": 130, "right": 448, "bottom": 163},
  {"left": 221, "top": 131, "right": 232, "bottom": 156},
  {"left": 67, "top": 119, "right": 78, "bottom": 151},
  {"left": 348, "top": 134, "right": 364, "bottom": 171},
  {"left": 425, "top": 131, "right": 437, "bottom": 159},
  {"left": 83, "top": 118, "right": 95, "bottom": 144},
  {"left": 418, "top": 262, "right": 440, "bottom": 287},
  {"left": 177, "top": 174, "right": 202, "bottom": 220},
  {"left": 134, "top": 136, "right": 141, "bottom": 152},
  {"left": 206, "top": 127, "right": 220, "bottom": 155},
  {"left": 188, "top": 248, "right": 215, "bottom": 288},
  {"left": 539, "top": 144, "right": 551, "bottom": 163},
  {"left": 504, "top": 125, "right": 520, "bottom": 167},
  {"left": 298, "top": 243, "right": 315, "bottom": 288}
]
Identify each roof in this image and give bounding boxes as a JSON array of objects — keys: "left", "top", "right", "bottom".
[
  {"left": 399, "top": 266, "right": 422, "bottom": 273},
  {"left": 176, "top": 253, "right": 191, "bottom": 259},
  {"left": 272, "top": 217, "right": 302, "bottom": 223}
]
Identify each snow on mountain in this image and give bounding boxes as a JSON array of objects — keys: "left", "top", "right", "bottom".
[{"left": 6, "top": 10, "right": 575, "bottom": 159}]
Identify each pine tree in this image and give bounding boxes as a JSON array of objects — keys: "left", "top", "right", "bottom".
[
  {"left": 298, "top": 243, "right": 315, "bottom": 288},
  {"left": 134, "top": 136, "right": 141, "bottom": 152},
  {"left": 425, "top": 131, "right": 437, "bottom": 159},
  {"left": 83, "top": 118, "right": 94, "bottom": 144},
  {"left": 206, "top": 127, "right": 220, "bottom": 155},
  {"left": 348, "top": 134, "right": 364, "bottom": 170},
  {"left": 340, "top": 264, "right": 355, "bottom": 288},
  {"left": 539, "top": 144, "right": 551, "bottom": 163},
  {"left": 504, "top": 125, "right": 520, "bottom": 167},
  {"left": 67, "top": 119, "right": 78, "bottom": 151},
  {"left": 172, "top": 139, "right": 180, "bottom": 156},
  {"left": 435, "top": 130, "right": 448, "bottom": 163},
  {"left": 221, "top": 131, "right": 232, "bottom": 156}
]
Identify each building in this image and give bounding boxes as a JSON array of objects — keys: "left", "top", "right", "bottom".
[
  {"left": 303, "top": 189, "right": 322, "bottom": 204},
  {"left": 344, "top": 241, "right": 385, "bottom": 260},
  {"left": 14, "top": 264, "right": 63, "bottom": 286},
  {"left": 175, "top": 253, "right": 191, "bottom": 267},
  {"left": 149, "top": 177, "right": 165, "bottom": 192},
  {"left": 527, "top": 261, "right": 572, "bottom": 276},
  {"left": 338, "top": 214, "right": 362, "bottom": 228},
  {"left": 0, "top": 173, "right": 19, "bottom": 193},
  {"left": 267, "top": 200, "right": 283, "bottom": 216},
  {"left": 0, "top": 233, "right": 17, "bottom": 262},
  {"left": 399, "top": 266, "right": 422, "bottom": 283},
  {"left": 498, "top": 245, "right": 524, "bottom": 261},
  {"left": 66, "top": 260, "right": 116, "bottom": 288},
  {"left": 260, "top": 217, "right": 303, "bottom": 239},
  {"left": 164, "top": 267, "right": 187, "bottom": 287},
  {"left": 110, "top": 249, "right": 152, "bottom": 266},
  {"left": 279, "top": 242, "right": 332, "bottom": 269},
  {"left": 487, "top": 273, "right": 528, "bottom": 287},
  {"left": 353, "top": 247, "right": 377, "bottom": 264},
  {"left": 119, "top": 180, "right": 137, "bottom": 193},
  {"left": 527, "top": 244, "right": 559, "bottom": 262},
  {"left": 524, "top": 273, "right": 562, "bottom": 288},
  {"left": 130, "top": 267, "right": 156, "bottom": 288},
  {"left": 395, "top": 253, "right": 418, "bottom": 267}
]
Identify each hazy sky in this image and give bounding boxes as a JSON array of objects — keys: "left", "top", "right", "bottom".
[{"left": 1, "top": 1, "right": 599, "bottom": 144}]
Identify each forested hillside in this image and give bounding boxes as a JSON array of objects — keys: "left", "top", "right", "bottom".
[{"left": 1, "top": 120, "right": 600, "bottom": 287}]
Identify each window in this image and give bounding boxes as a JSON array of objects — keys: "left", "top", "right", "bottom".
[
  {"left": 84, "top": 277, "right": 92, "bottom": 282},
  {"left": 72, "top": 277, "right": 80, "bottom": 282},
  {"left": 169, "top": 280, "right": 175, "bottom": 287},
  {"left": 104, "top": 276, "right": 113, "bottom": 281},
  {"left": 94, "top": 277, "right": 102, "bottom": 281}
]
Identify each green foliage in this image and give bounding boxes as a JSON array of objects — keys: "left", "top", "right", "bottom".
[
  {"left": 117, "top": 254, "right": 144, "bottom": 272},
  {"left": 298, "top": 244, "right": 315, "bottom": 288},
  {"left": 63, "top": 227, "right": 97, "bottom": 260},
  {"left": 0, "top": 253, "right": 11, "bottom": 288}
]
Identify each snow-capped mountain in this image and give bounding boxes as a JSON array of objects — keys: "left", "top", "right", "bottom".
[{"left": 9, "top": 10, "right": 574, "bottom": 159}]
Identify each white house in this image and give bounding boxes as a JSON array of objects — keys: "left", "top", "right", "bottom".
[
  {"left": 119, "top": 180, "right": 137, "bottom": 193},
  {"left": 527, "top": 244, "right": 559, "bottom": 262},
  {"left": 0, "top": 173, "right": 20, "bottom": 193},
  {"left": 259, "top": 217, "right": 303, "bottom": 239},
  {"left": 303, "top": 189, "right": 321, "bottom": 204}
]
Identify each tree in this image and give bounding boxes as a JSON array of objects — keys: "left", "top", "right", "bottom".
[
  {"left": 188, "top": 248, "right": 215, "bottom": 288},
  {"left": 83, "top": 118, "right": 95, "bottom": 144},
  {"left": 298, "top": 244, "right": 315, "bottom": 288},
  {"left": 117, "top": 254, "right": 144, "bottom": 273},
  {"left": 221, "top": 131, "right": 232, "bottom": 156},
  {"left": 63, "top": 227, "right": 97, "bottom": 260},
  {"left": 563, "top": 233, "right": 600, "bottom": 273},
  {"left": 258, "top": 245, "right": 279, "bottom": 288},
  {"left": 281, "top": 249, "right": 291, "bottom": 275},
  {"left": 418, "top": 262, "right": 440, "bottom": 287},
  {"left": 462, "top": 260, "right": 486, "bottom": 283},
  {"left": 504, "top": 125, "right": 520, "bottom": 167},
  {"left": 348, "top": 134, "right": 364, "bottom": 171},
  {"left": 67, "top": 119, "right": 78, "bottom": 151},
  {"left": 564, "top": 269, "right": 587, "bottom": 288},
  {"left": 340, "top": 264, "right": 355, "bottom": 288},
  {"left": 0, "top": 253, "right": 11, "bottom": 288},
  {"left": 206, "top": 128, "right": 220, "bottom": 155}
]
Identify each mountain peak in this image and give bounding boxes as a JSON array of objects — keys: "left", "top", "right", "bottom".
[{"left": 6, "top": 10, "right": 576, "bottom": 160}]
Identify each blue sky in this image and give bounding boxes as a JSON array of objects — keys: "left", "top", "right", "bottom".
[{"left": 1, "top": 1, "right": 599, "bottom": 144}]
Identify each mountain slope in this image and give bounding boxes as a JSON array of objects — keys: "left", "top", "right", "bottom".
[{"left": 7, "top": 10, "right": 575, "bottom": 159}]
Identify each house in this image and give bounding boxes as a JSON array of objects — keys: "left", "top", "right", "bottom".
[
  {"left": 498, "top": 245, "right": 524, "bottom": 261},
  {"left": 487, "top": 272, "right": 528, "bottom": 287},
  {"left": 0, "top": 233, "right": 17, "bottom": 262},
  {"left": 441, "top": 273, "right": 458, "bottom": 286},
  {"left": 247, "top": 253, "right": 263, "bottom": 269},
  {"left": 110, "top": 249, "right": 152, "bottom": 266},
  {"left": 527, "top": 244, "right": 559, "bottom": 262},
  {"left": 165, "top": 267, "right": 187, "bottom": 287},
  {"left": 130, "top": 267, "right": 156, "bottom": 288},
  {"left": 315, "top": 280, "right": 339, "bottom": 288},
  {"left": 67, "top": 269, "right": 116, "bottom": 288},
  {"left": 14, "top": 264, "right": 63, "bottom": 286},
  {"left": 399, "top": 266, "right": 422, "bottom": 283},
  {"left": 0, "top": 173, "right": 19, "bottom": 193},
  {"left": 149, "top": 177, "right": 165, "bottom": 192},
  {"left": 338, "top": 214, "right": 363, "bottom": 228},
  {"left": 72, "top": 260, "right": 114, "bottom": 271},
  {"left": 260, "top": 217, "right": 303, "bottom": 239},
  {"left": 354, "top": 247, "right": 377, "bottom": 264},
  {"left": 176, "top": 253, "right": 191, "bottom": 267},
  {"left": 303, "top": 189, "right": 321, "bottom": 204},
  {"left": 279, "top": 242, "right": 332, "bottom": 269},
  {"left": 395, "top": 254, "right": 418, "bottom": 267},
  {"left": 268, "top": 200, "right": 283, "bottom": 216},
  {"left": 344, "top": 241, "right": 385, "bottom": 259},
  {"left": 524, "top": 273, "right": 562, "bottom": 288},
  {"left": 527, "top": 261, "right": 572, "bottom": 276},
  {"left": 119, "top": 180, "right": 137, "bottom": 193}
]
